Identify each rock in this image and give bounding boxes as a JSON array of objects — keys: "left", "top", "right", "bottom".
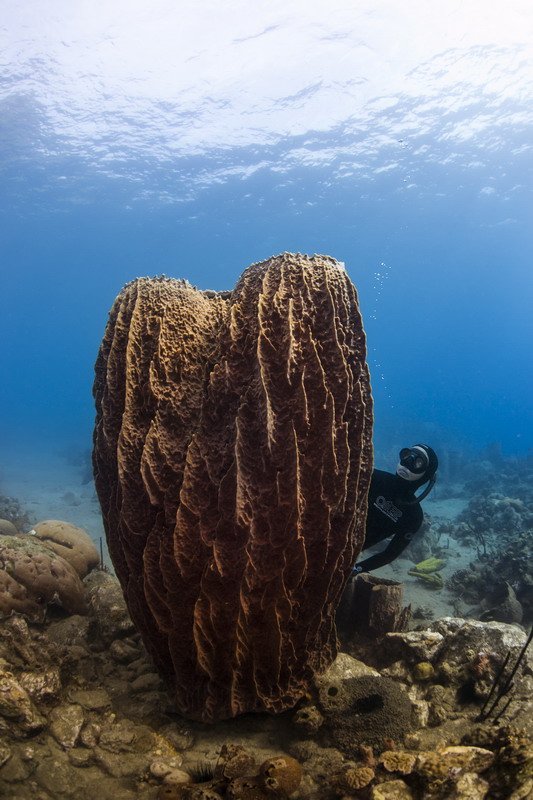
[
  {"left": 94, "top": 747, "right": 151, "bottom": 778},
  {"left": 0, "top": 750, "right": 34, "bottom": 782},
  {"left": 18, "top": 667, "right": 62, "bottom": 701},
  {"left": 109, "top": 638, "right": 141, "bottom": 664},
  {"left": 160, "top": 767, "right": 192, "bottom": 785},
  {"left": 0, "top": 742, "right": 11, "bottom": 768},
  {"left": 97, "top": 718, "right": 155, "bottom": 754},
  {"left": 48, "top": 703, "right": 85, "bottom": 748},
  {"left": 34, "top": 753, "right": 82, "bottom": 795},
  {"left": 371, "top": 779, "right": 414, "bottom": 799},
  {"left": 85, "top": 571, "right": 135, "bottom": 643},
  {"left": 47, "top": 614, "right": 92, "bottom": 647},
  {"left": 158, "top": 723, "right": 195, "bottom": 751},
  {"left": 453, "top": 772, "right": 490, "bottom": 800},
  {"left": 383, "top": 630, "right": 445, "bottom": 664},
  {"left": 79, "top": 722, "right": 101, "bottom": 748},
  {"left": 82, "top": 775, "right": 155, "bottom": 800},
  {"left": 93, "top": 253, "right": 373, "bottom": 722},
  {"left": 0, "top": 667, "right": 45, "bottom": 734},
  {"left": 32, "top": 520, "right": 100, "bottom": 578},
  {"left": 410, "top": 699, "right": 430, "bottom": 728},
  {"left": 436, "top": 745, "right": 494, "bottom": 772},
  {"left": 68, "top": 688, "right": 112, "bottom": 711},
  {"left": 68, "top": 747, "right": 95, "bottom": 767},
  {"left": 149, "top": 755, "right": 185, "bottom": 779},
  {"left": 429, "top": 618, "right": 531, "bottom": 670},
  {"left": 479, "top": 582, "right": 523, "bottom": 624},
  {"left": 130, "top": 672, "right": 164, "bottom": 693}
]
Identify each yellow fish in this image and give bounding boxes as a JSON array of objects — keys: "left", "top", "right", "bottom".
[
  {"left": 411, "top": 558, "right": 447, "bottom": 573},
  {"left": 408, "top": 569, "right": 444, "bottom": 589}
]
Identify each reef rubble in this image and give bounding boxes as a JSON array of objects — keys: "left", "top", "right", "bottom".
[{"left": 1, "top": 563, "right": 533, "bottom": 799}]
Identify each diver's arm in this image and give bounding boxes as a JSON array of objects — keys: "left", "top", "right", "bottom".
[{"left": 355, "top": 529, "right": 415, "bottom": 572}]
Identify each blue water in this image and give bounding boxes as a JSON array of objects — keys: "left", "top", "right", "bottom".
[{"left": 1, "top": 0, "right": 533, "bottom": 477}]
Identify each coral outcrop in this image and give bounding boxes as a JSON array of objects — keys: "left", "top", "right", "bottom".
[
  {"left": 93, "top": 253, "right": 373, "bottom": 722},
  {"left": 0, "top": 519, "right": 18, "bottom": 536},
  {"left": 2, "top": 561, "right": 533, "bottom": 799},
  {"left": 320, "top": 674, "right": 413, "bottom": 753},
  {"left": 32, "top": 520, "right": 100, "bottom": 578},
  {"left": 0, "top": 535, "right": 88, "bottom": 621}
]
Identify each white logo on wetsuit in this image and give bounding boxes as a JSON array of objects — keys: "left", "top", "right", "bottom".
[{"left": 374, "top": 495, "right": 403, "bottom": 522}]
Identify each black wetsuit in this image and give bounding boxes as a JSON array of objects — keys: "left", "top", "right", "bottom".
[{"left": 356, "top": 469, "right": 424, "bottom": 572}]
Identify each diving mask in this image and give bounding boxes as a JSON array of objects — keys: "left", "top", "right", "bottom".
[{"left": 396, "top": 446, "right": 429, "bottom": 481}]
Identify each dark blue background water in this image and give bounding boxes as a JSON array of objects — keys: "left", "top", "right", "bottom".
[{"left": 2, "top": 3, "right": 533, "bottom": 474}]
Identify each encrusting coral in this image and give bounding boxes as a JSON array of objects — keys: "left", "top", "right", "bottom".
[
  {"left": 320, "top": 674, "right": 413, "bottom": 753},
  {"left": 93, "top": 253, "right": 373, "bottom": 722}
]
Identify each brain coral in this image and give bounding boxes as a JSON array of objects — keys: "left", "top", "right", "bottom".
[
  {"left": 93, "top": 253, "right": 373, "bottom": 722},
  {"left": 33, "top": 520, "right": 100, "bottom": 578},
  {"left": 342, "top": 766, "right": 375, "bottom": 790},
  {"left": 0, "top": 535, "right": 88, "bottom": 621}
]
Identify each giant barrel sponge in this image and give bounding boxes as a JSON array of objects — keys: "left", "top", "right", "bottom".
[{"left": 93, "top": 253, "right": 373, "bottom": 721}]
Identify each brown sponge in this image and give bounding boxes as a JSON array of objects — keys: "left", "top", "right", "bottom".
[{"left": 93, "top": 253, "right": 373, "bottom": 721}]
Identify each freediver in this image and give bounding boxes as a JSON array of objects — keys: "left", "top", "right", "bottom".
[{"left": 353, "top": 444, "right": 439, "bottom": 573}]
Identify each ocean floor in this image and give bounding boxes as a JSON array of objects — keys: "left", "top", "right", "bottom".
[
  {"left": 2, "top": 453, "right": 533, "bottom": 798},
  {"left": 0, "top": 448, "right": 107, "bottom": 564},
  {"left": 373, "top": 494, "right": 475, "bottom": 623}
]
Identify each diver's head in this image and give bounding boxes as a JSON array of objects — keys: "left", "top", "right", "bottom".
[{"left": 396, "top": 444, "right": 438, "bottom": 500}]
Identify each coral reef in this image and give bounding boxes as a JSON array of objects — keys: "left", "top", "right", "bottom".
[
  {"left": 340, "top": 764, "right": 375, "bottom": 790},
  {"left": 32, "top": 520, "right": 100, "bottom": 578},
  {"left": 0, "top": 519, "right": 18, "bottom": 536},
  {"left": 0, "top": 534, "right": 88, "bottom": 621},
  {"left": 1, "top": 568, "right": 533, "bottom": 799},
  {"left": 93, "top": 253, "right": 373, "bottom": 722},
  {"left": 438, "top": 477, "right": 533, "bottom": 625},
  {"left": 478, "top": 581, "right": 523, "bottom": 624},
  {"left": 379, "top": 750, "right": 417, "bottom": 775},
  {"left": 0, "top": 495, "right": 30, "bottom": 532}
]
